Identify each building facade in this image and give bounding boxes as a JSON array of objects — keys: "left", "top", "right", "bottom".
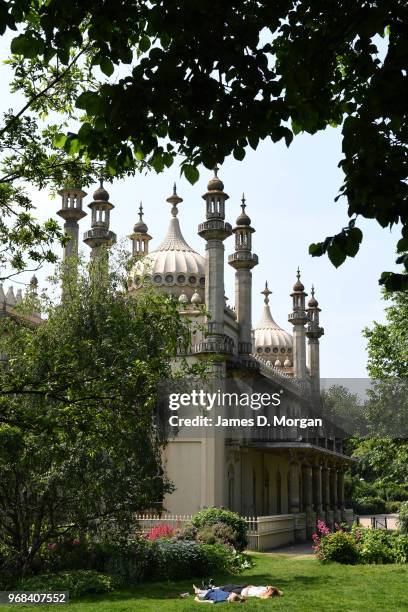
[{"left": 1, "top": 170, "right": 353, "bottom": 545}]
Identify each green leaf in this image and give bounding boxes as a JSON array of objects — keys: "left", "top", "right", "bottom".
[
  {"left": 100, "top": 57, "right": 114, "bottom": 77},
  {"left": 53, "top": 133, "right": 67, "bottom": 149},
  {"left": 183, "top": 164, "right": 199, "bottom": 184},
  {"left": 327, "top": 242, "right": 347, "bottom": 268}
]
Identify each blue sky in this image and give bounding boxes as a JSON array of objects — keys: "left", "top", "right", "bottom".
[{"left": 0, "top": 37, "right": 399, "bottom": 378}]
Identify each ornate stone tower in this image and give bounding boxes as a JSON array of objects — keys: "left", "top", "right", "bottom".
[
  {"left": 228, "top": 194, "right": 258, "bottom": 354},
  {"left": 130, "top": 202, "right": 152, "bottom": 257},
  {"left": 198, "top": 167, "right": 232, "bottom": 353},
  {"left": 306, "top": 286, "right": 324, "bottom": 395},
  {"left": 83, "top": 182, "right": 116, "bottom": 257},
  {"left": 57, "top": 187, "right": 87, "bottom": 259},
  {"left": 288, "top": 268, "right": 309, "bottom": 379}
]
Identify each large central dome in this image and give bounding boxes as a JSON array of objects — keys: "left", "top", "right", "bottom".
[
  {"left": 253, "top": 282, "right": 293, "bottom": 369},
  {"left": 131, "top": 187, "right": 205, "bottom": 301}
]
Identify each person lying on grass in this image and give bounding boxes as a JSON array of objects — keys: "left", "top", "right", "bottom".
[{"left": 193, "top": 583, "right": 283, "bottom": 602}]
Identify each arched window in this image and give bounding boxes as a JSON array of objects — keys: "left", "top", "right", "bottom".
[
  {"left": 276, "top": 469, "right": 282, "bottom": 514},
  {"left": 264, "top": 469, "right": 270, "bottom": 515},
  {"left": 228, "top": 465, "right": 235, "bottom": 510},
  {"left": 252, "top": 468, "right": 257, "bottom": 516}
]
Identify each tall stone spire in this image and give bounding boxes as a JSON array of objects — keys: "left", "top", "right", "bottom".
[
  {"left": 57, "top": 186, "right": 87, "bottom": 259},
  {"left": 83, "top": 181, "right": 116, "bottom": 257},
  {"left": 306, "top": 286, "right": 324, "bottom": 395},
  {"left": 130, "top": 202, "right": 152, "bottom": 257},
  {"left": 288, "top": 268, "right": 309, "bottom": 379},
  {"left": 228, "top": 193, "right": 258, "bottom": 354},
  {"left": 198, "top": 167, "right": 233, "bottom": 353}
]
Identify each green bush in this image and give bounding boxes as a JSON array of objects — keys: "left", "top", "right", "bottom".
[
  {"left": 397, "top": 501, "right": 408, "bottom": 534},
  {"left": 152, "top": 540, "right": 203, "bottom": 580},
  {"left": 192, "top": 508, "right": 248, "bottom": 551},
  {"left": 354, "top": 496, "right": 386, "bottom": 515},
  {"left": 392, "top": 535, "right": 408, "bottom": 564},
  {"left": 173, "top": 524, "right": 198, "bottom": 541},
  {"left": 318, "top": 531, "right": 359, "bottom": 564},
  {"left": 17, "top": 570, "right": 114, "bottom": 599},
  {"left": 358, "top": 530, "right": 396, "bottom": 564},
  {"left": 385, "top": 500, "right": 402, "bottom": 514},
  {"left": 97, "top": 538, "right": 156, "bottom": 586}
]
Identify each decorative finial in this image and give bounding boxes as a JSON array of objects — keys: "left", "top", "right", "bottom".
[
  {"left": 311, "top": 284, "right": 315, "bottom": 297},
  {"left": 261, "top": 281, "right": 272, "bottom": 304},
  {"left": 214, "top": 164, "right": 219, "bottom": 177},
  {"left": 138, "top": 202, "right": 144, "bottom": 221},
  {"left": 166, "top": 183, "right": 183, "bottom": 216},
  {"left": 241, "top": 193, "right": 246, "bottom": 213},
  {"left": 297, "top": 266, "right": 301, "bottom": 281}
]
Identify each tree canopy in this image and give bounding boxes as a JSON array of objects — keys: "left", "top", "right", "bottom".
[
  {"left": 0, "top": 1, "right": 407, "bottom": 286},
  {"left": 0, "top": 258, "right": 190, "bottom": 573}
]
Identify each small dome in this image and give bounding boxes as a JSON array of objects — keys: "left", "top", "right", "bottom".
[
  {"left": 134, "top": 220, "right": 148, "bottom": 233},
  {"left": 179, "top": 293, "right": 188, "bottom": 304},
  {"left": 207, "top": 166, "right": 224, "bottom": 191},
  {"left": 93, "top": 182, "right": 110, "bottom": 201},
  {"left": 191, "top": 291, "right": 201, "bottom": 304},
  {"left": 133, "top": 203, "right": 148, "bottom": 233},
  {"left": 236, "top": 195, "right": 251, "bottom": 226},
  {"left": 293, "top": 267, "right": 304, "bottom": 292},
  {"left": 274, "top": 359, "right": 282, "bottom": 367},
  {"left": 308, "top": 286, "right": 318, "bottom": 307},
  {"left": 284, "top": 358, "right": 292, "bottom": 367}
]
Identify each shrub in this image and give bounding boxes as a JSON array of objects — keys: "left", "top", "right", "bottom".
[
  {"left": 197, "top": 526, "right": 217, "bottom": 546},
  {"left": 354, "top": 496, "right": 386, "bottom": 515},
  {"left": 152, "top": 540, "right": 203, "bottom": 580},
  {"left": 397, "top": 501, "right": 408, "bottom": 534},
  {"left": 192, "top": 508, "right": 248, "bottom": 551},
  {"left": 173, "top": 524, "right": 198, "bottom": 541},
  {"left": 94, "top": 538, "right": 155, "bottom": 586},
  {"left": 317, "top": 531, "right": 359, "bottom": 564},
  {"left": 39, "top": 538, "right": 92, "bottom": 573},
  {"left": 392, "top": 535, "right": 408, "bottom": 564},
  {"left": 358, "top": 530, "right": 396, "bottom": 564},
  {"left": 17, "top": 570, "right": 114, "bottom": 599},
  {"left": 145, "top": 524, "right": 174, "bottom": 541},
  {"left": 385, "top": 501, "right": 402, "bottom": 514}
]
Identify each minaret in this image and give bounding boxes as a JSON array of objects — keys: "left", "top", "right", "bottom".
[
  {"left": 306, "top": 286, "right": 324, "bottom": 395},
  {"left": 288, "top": 268, "right": 309, "bottom": 379},
  {"left": 228, "top": 194, "right": 258, "bottom": 354},
  {"left": 57, "top": 186, "right": 87, "bottom": 259},
  {"left": 198, "top": 167, "right": 232, "bottom": 352},
  {"left": 83, "top": 181, "right": 116, "bottom": 257},
  {"left": 130, "top": 202, "right": 152, "bottom": 257}
]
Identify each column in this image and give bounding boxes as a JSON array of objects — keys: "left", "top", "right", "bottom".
[
  {"left": 312, "top": 464, "right": 323, "bottom": 515},
  {"left": 288, "top": 462, "right": 300, "bottom": 513}
]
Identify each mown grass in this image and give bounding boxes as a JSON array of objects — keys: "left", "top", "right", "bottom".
[{"left": 4, "top": 552, "right": 408, "bottom": 612}]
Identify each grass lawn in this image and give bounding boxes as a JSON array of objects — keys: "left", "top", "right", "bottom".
[{"left": 4, "top": 552, "right": 408, "bottom": 612}]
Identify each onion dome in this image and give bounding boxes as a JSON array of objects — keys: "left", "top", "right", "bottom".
[
  {"left": 179, "top": 293, "right": 188, "bottom": 304},
  {"left": 284, "top": 357, "right": 292, "bottom": 367},
  {"left": 235, "top": 194, "right": 251, "bottom": 226},
  {"left": 131, "top": 184, "right": 205, "bottom": 299},
  {"left": 207, "top": 165, "right": 224, "bottom": 191},
  {"left": 253, "top": 281, "right": 293, "bottom": 360},
  {"left": 93, "top": 180, "right": 110, "bottom": 202},
  {"left": 274, "top": 359, "right": 282, "bottom": 367},
  {"left": 133, "top": 202, "right": 148, "bottom": 233},
  {"left": 293, "top": 267, "right": 304, "bottom": 292},
  {"left": 308, "top": 285, "right": 319, "bottom": 308}
]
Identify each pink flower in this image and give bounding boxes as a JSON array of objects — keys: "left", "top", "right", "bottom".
[
  {"left": 72, "top": 538, "right": 80, "bottom": 546},
  {"left": 146, "top": 524, "right": 174, "bottom": 541},
  {"left": 47, "top": 543, "right": 57, "bottom": 550}
]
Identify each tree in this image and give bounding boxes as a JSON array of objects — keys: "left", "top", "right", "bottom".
[
  {"left": 0, "top": 1, "right": 406, "bottom": 287},
  {"left": 0, "top": 257, "right": 190, "bottom": 575}
]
